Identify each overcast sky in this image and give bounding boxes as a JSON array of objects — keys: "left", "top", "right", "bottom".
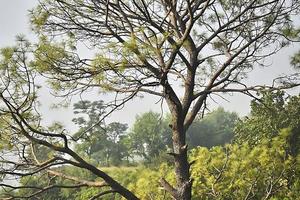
[{"left": 0, "top": 1, "right": 299, "bottom": 130}]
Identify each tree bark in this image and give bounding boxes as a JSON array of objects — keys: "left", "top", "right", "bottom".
[
  {"left": 163, "top": 81, "right": 193, "bottom": 199},
  {"left": 172, "top": 124, "right": 192, "bottom": 200}
]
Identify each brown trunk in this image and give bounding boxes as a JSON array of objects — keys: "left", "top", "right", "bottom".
[
  {"left": 162, "top": 81, "right": 193, "bottom": 199},
  {"left": 172, "top": 121, "right": 192, "bottom": 200}
]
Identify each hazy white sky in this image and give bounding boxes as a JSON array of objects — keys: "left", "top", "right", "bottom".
[
  {"left": 0, "top": 0, "right": 299, "bottom": 130},
  {"left": 0, "top": 1, "right": 36, "bottom": 46}
]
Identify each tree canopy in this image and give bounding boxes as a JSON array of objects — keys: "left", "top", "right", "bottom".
[{"left": 1, "top": 0, "right": 300, "bottom": 199}]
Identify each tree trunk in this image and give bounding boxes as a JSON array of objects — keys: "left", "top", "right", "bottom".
[
  {"left": 162, "top": 82, "right": 193, "bottom": 199},
  {"left": 172, "top": 123, "right": 192, "bottom": 200}
]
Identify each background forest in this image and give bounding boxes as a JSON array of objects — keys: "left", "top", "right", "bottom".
[
  {"left": 1, "top": 0, "right": 300, "bottom": 199},
  {"left": 1, "top": 91, "right": 300, "bottom": 199}
]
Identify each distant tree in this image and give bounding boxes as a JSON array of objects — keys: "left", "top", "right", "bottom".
[
  {"left": 1, "top": 0, "right": 300, "bottom": 199},
  {"left": 73, "top": 100, "right": 129, "bottom": 166},
  {"left": 106, "top": 122, "right": 131, "bottom": 165},
  {"left": 128, "top": 111, "right": 171, "bottom": 162},
  {"left": 187, "top": 107, "right": 238, "bottom": 148}
]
